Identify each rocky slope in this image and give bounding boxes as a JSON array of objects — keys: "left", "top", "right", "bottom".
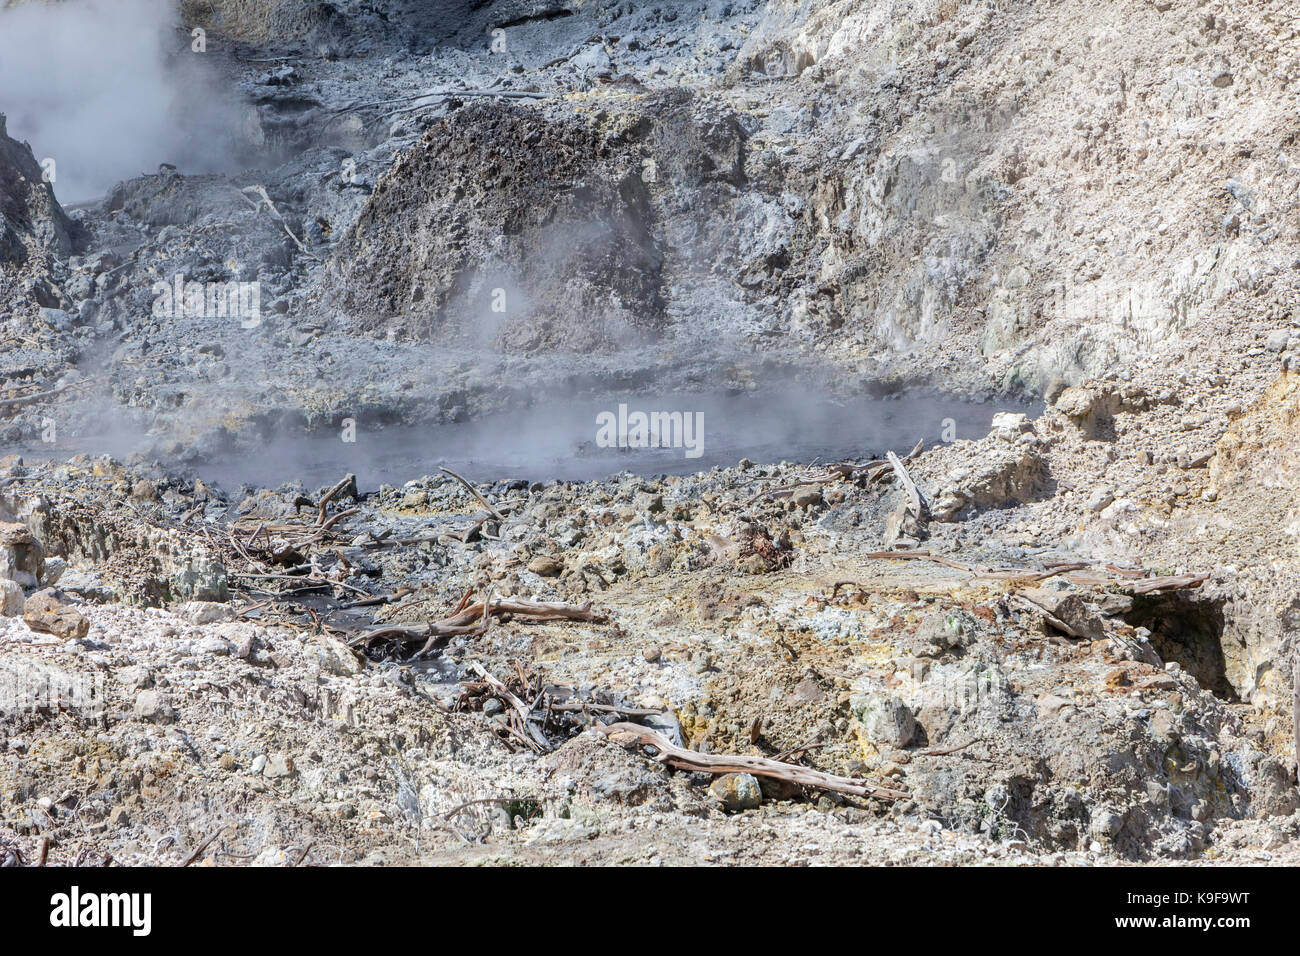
[{"left": 1, "top": 0, "right": 1299, "bottom": 866}]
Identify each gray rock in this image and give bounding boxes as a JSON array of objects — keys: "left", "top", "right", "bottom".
[
  {"left": 182, "top": 601, "right": 235, "bottom": 624},
  {"left": 263, "top": 754, "right": 295, "bottom": 778},
  {"left": 0, "top": 579, "right": 23, "bottom": 617},
  {"left": 790, "top": 485, "right": 824, "bottom": 508},
  {"left": 709, "top": 772, "right": 762, "bottom": 811},
  {"left": 135, "top": 690, "right": 175, "bottom": 724},
  {"left": 38, "top": 307, "right": 73, "bottom": 331},
  {"left": 310, "top": 634, "right": 364, "bottom": 675},
  {"left": 0, "top": 522, "right": 44, "bottom": 588},
  {"left": 169, "top": 553, "right": 228, "bottom": 603},
  {"left": 197, "top": 636, "right": 232, "bottom": 656},
  {"left": 852, "top": 692, "right": 917, "bottom": 748}
]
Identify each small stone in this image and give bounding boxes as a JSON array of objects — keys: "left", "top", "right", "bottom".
[
  {"left": 527, "top": 555, "right": 563, "bottom": 577},
  {"left": 198, "top": 636, "right": 231, "bottom": 656},
  {"left": 0, "top": 579, "right": 23, "bottom": 617},
  {"left": 1149, "top": 708, "right": 1179, "bottom": 741},
  {"left": 1037, "top": 693, "right": 1073, "bottom": 717},
  {"left": 250, "top": 754, "right": 267, "bottom": 774},
  {"left": 1086, "top": 489, "right": 1115, "bottom": 513},
  {"left": 790, "top": 485, "right": 824, "bottom": 508},
  {"left": 641, "top": 645, "right": 662, "bottom": 663},
  {"left": 634, "top": 492, "right": 665, "bottom": 514},
  {"left": 852, "top": 692, "right": 917, "bottom": 747},
  {"left": 310, "top": 634, "right": 364, "bottom": 675},
  {"left": 709, "top": 773, "right": 762, "bottom": 811},
  {"left": 134, "top": 690, "right": 175, "bottom": 724},
  {"left": 263, "top": 754, "right": 294, "bottom": 778},
  {"left": 1211, "top": 70, "right": 1233, "bottom": 88},
  {"left": 1092, "top": 809, "right": 1124, "bottom": 838},
  {"left": 40, "top": 557, "right": 66, "bottom": 587},
  {"left": 990, "top": 411, "right": 1030, "bottom": 440},
  {"left": 22, "top": 589, "right": 89, "bottom": 640},
  {"left": 115, "top": 665, "right": 152, "bottom": 689},
  {"left": 182, "top": 601, "right": 235, "bottom": 624}
]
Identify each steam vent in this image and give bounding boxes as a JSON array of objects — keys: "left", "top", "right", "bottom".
[{"left": 1, "top": 0, "right": 1299, "bottom": 901}]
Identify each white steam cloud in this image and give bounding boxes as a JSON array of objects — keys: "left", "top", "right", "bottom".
[{"left": 0, "top": 0, "right": 245, "bottom": 202}]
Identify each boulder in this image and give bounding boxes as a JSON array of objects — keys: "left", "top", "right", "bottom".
[
  {"left": 852, "top": 691, "right": 918, "bottom": 748},
  {"left": 709, "top": 772, "right": 763, "bottom": 811},
  {"left": 22, "top": 589, "right": 89, "bottom": 640},
  {"left": 0, "top": 521, "right": 44, "bottom": 588},
  {"left": 0, "top": 578, "right": 23, "bottom": 616}
]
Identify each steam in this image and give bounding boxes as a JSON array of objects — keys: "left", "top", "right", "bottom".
[{"left": 0, "top": 0, "right": 245, "bottom": 203}]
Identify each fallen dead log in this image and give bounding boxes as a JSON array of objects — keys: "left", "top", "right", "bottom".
[
  {"left": 596, "top": 722, "right": 908, "bottom": 802},
  {"left": 886, "top": 450, "right": 928, "bottom": 523},
  {"left": 1120, "top": 573, "right": 1210, "bottom": 595},
  {"left": 0, "top": 380, "right": 85, "bottom": 408},
  {"left": 353, "top": 596, "right": 608, "bottom": 657}
]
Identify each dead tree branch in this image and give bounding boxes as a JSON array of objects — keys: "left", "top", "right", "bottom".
[{"left": 596, "top": 723, "right": 908, "bottom": 801}]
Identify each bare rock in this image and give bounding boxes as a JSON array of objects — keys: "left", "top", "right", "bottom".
[
  {"left": 134, "top": 690, "right": 175, "bottom": 724},
  {"left": 22, "top": 589, "right": 88, "bottom": 640},
  {"left": 0, "top": 522, "right": 44, "bottom": 588},
  {"left": 709, "top": 772, "right": 763, "bottom": 812},
  {"left": 852, "top": 691, "right": 917, "bottom": 748},
  {"left": 0, "top": 579, "right": 23, "bottom": 617},
  {"left": 527, "top": 555, "right": 564, "bottom": 577}
]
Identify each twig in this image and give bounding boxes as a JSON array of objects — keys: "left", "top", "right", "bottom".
[
  {"left": 316, "top": 474, "right": 357, "bottom": 525},
  {"left": 918, "top": 739, "right": 978, "bottom": 757},
  {"left": 237, "top": 185, "right": 318, "bottom": 260},
  {"left": 863, "top": 550, "right": 976, "bottom": 572},
  {"left": 439, "top": 467, "right": 505, "bottom": 522},
  {"left": 470, "top": 660, "right": 551, "bottom": 753},
  {"left": 181, "top": 827, "right": 225, "bottom": 866}
]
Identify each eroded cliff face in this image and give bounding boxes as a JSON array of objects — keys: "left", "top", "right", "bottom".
[{"left": 0, "top": 114, "right": 75, "bottom": 309}]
